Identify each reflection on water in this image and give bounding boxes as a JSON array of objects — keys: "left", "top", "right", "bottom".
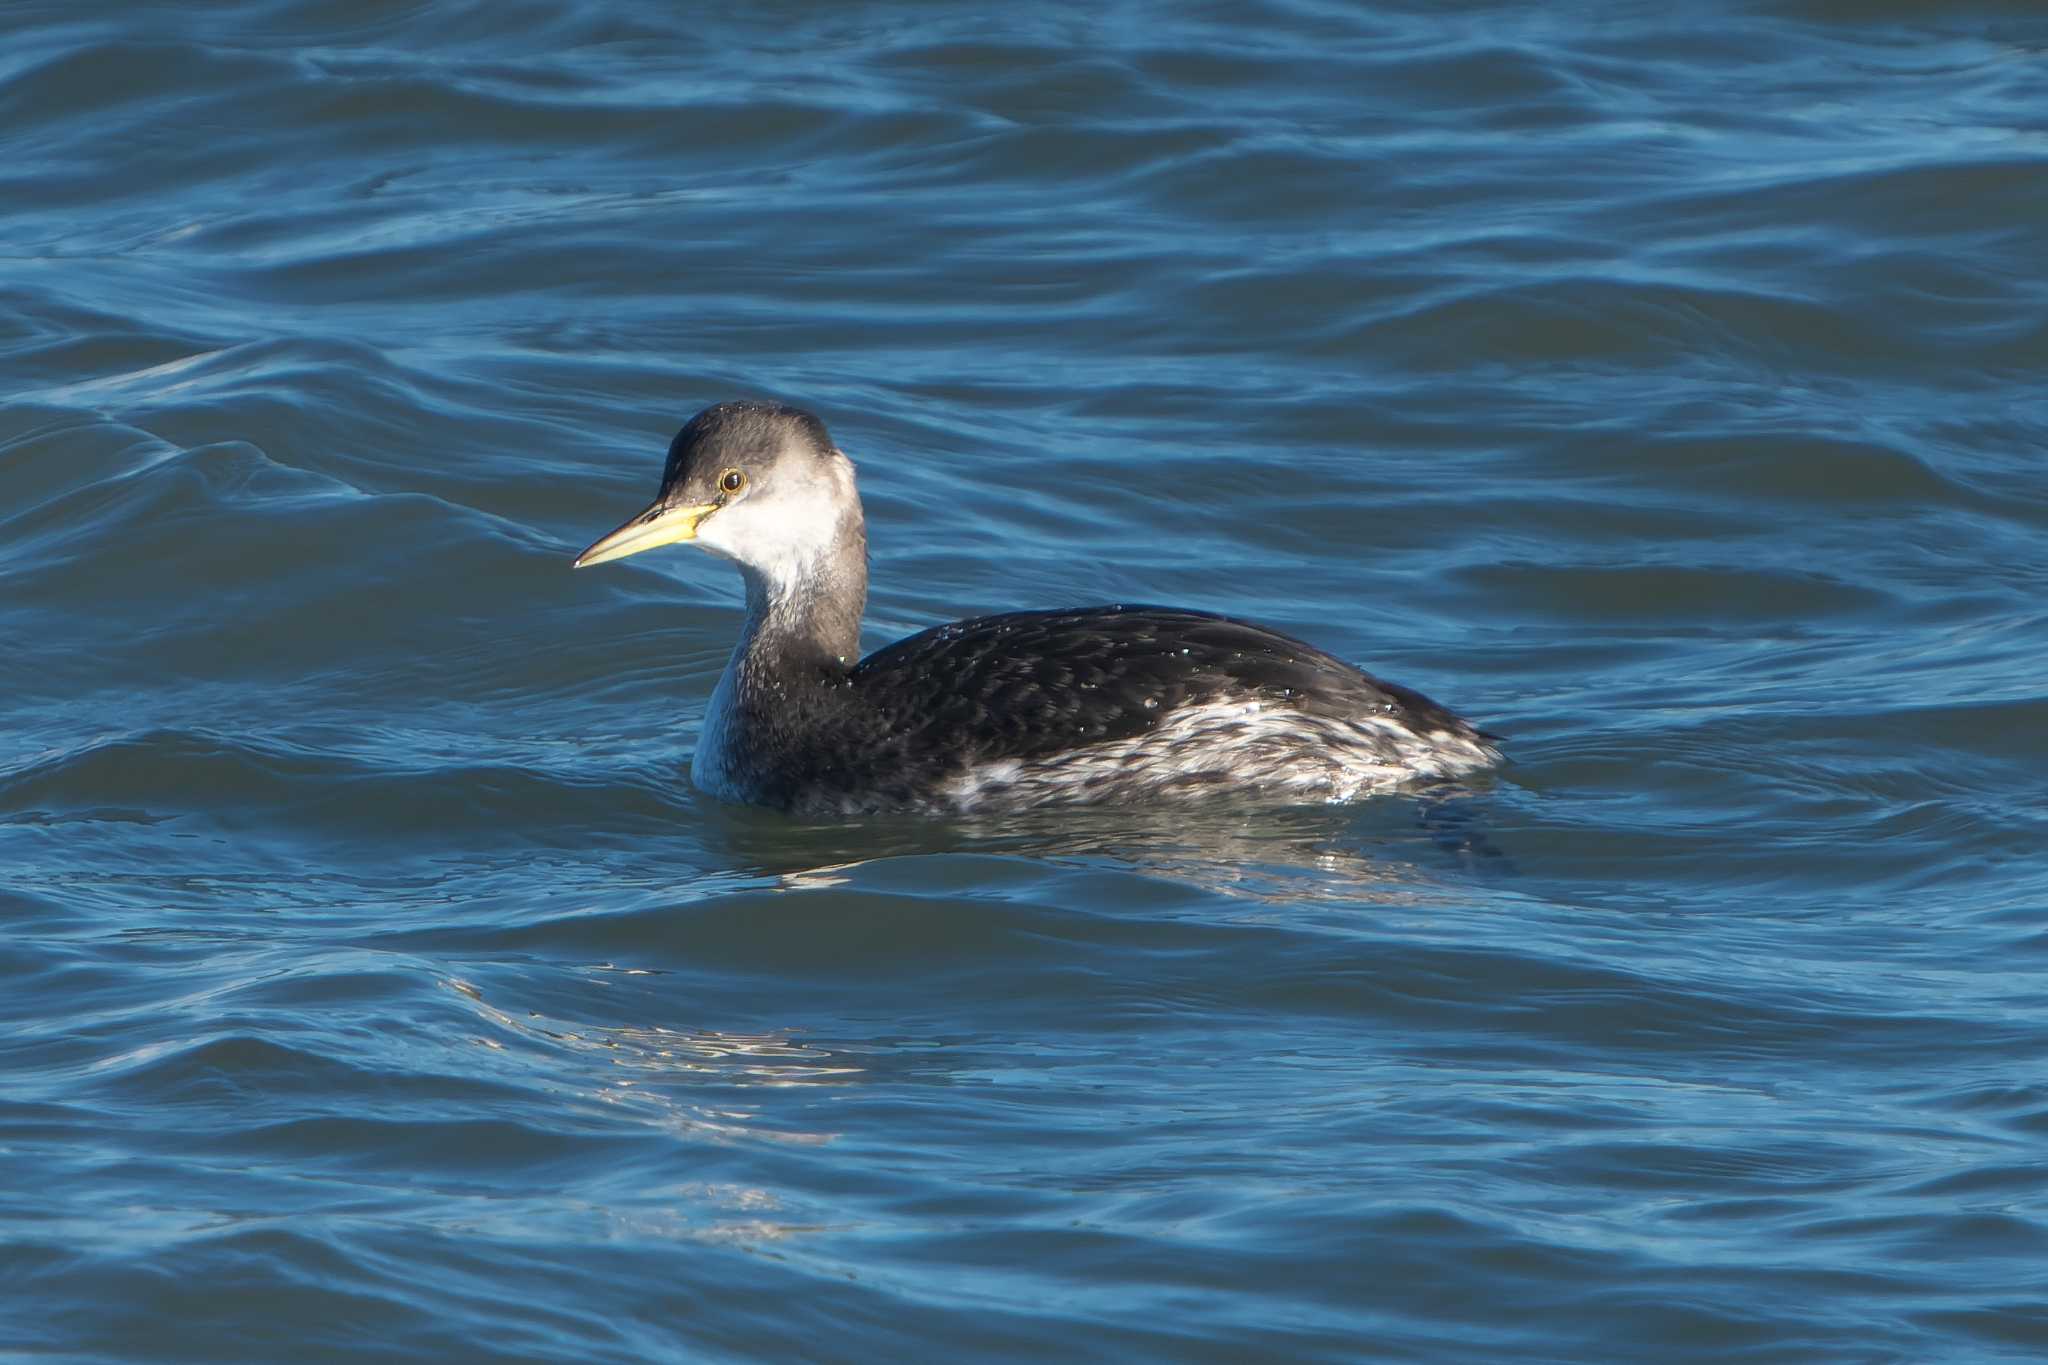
[
  {"left": 597, "top": 1184, "right": 828, "bottom": 1248},
  {"left": 735, "top": 781, "right": 1513, "bottom": 911},
  {"left": 448, "top": 974, "right": 856, "bottom": 1149}
]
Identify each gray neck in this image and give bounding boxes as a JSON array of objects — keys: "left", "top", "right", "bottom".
[
  {"left": 690, "top": 443, "right": 870, "bottom": 804},
  {"left": 733, "top": 509, "right": 867, "bottom": 677}
]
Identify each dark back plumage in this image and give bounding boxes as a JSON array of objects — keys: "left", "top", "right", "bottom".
[
  {"left": 849, "top": 604, "right": 1427, "bottom": 749},
  {"left": 731, "top": 605, "right": 1490, "bottom": 808}
]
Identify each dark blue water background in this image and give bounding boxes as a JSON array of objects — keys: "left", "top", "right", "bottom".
[{"left": 6, "top": 3, "right": 2048, "bottom": 1360}]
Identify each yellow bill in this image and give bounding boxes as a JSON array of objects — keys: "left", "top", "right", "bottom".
[{"left": 572, "top": 500, "right": 721, "bottom": 569}]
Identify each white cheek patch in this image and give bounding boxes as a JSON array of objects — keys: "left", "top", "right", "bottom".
[{"left": 695, "top": 475, "right": 849, "bottom": 592}]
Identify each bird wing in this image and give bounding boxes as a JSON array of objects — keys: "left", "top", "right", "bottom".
[{"left": 845, "top": 605, "right": 1469, "bottom": 766}]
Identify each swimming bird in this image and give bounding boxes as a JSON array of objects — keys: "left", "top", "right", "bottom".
[{"left": 574, "top": 401, "right": 1501, "bottom": 815}]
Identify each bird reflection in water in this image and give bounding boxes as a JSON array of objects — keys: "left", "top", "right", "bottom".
[{"left": 708, "top": 781, "right": 1511, "bottom": 909}]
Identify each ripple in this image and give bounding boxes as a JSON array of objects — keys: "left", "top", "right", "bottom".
[{"left": 9, "top": 2, "right": 2048, "bottom": 1362}]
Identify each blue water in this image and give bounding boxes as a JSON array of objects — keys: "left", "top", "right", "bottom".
[{"left": 6, "top": 3, "right": 2048, "bottom": 1360}]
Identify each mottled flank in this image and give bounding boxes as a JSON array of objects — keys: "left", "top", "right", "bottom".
[
  {"left": 939, "top": 694, "right": 1501, "bottom": 814},
  {"left": 802, "top": 606, "right": 1500, "bottom": 815}
]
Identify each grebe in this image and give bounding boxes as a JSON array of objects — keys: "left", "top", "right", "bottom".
[{"left": 574, "top": 401, "right": 1500, "bottom": 815}]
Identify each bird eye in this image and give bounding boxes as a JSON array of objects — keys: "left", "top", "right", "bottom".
[{"left": 720, "top": 469, "right": 746, "bottom": 494}]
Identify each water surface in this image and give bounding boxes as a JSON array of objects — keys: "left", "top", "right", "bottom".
[{"left": 6, "top": 2, "right": 2048, "bottom": 1361}]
